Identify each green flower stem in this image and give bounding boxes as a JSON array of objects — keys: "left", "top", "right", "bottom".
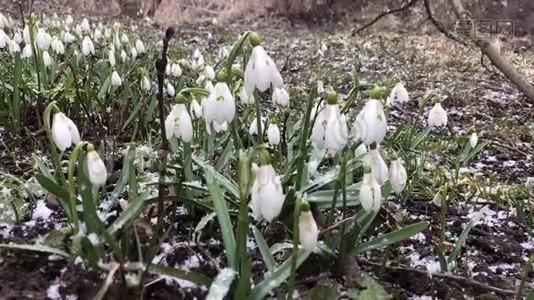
[
  {"left": 67, "top": 142, "right": 87, "bottom": 233},
  {"left": 235, "top": 150, "right": 252, "bottom": 299},
  {"left": 287, "top": 89, "right": 316, "bottom": 299},
  {"left": 43, "top": 102, "right": 67, "bottom": 185},
  {"left": 226, "top": 31, "right": 252, "bottom": 89},
  {"left": 254, "top": 91, "right": 262, "bottom": 144}
]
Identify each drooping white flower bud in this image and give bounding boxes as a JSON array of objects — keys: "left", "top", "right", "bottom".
[
  {"left": 190, "top": 99, "right": 203, "bottom": 119},
  {"left": 428, "top": 102, "right": 448, "bottom": 128},
  {"left": 389, "top": 156, "right": 407, "bottom": 194},
  {"left": 244, "top": 37, "right": 284, "bottom": 96},
  {"left": 86, "top": 148, "right": 107, "bottom": 186},
  {"left": 141, "top": 76, "right": 151, "bottom": 91},
  {"left": 298, "top": 202, "right": 319, "bottom": 251},
  {"left": 353, "top": 99, "right": 387, "bottom": 146},
  {"left": 248, "top": 117, "right": 265, "bottom": 136},
  {"left": 51, "top": 38, "right": 64, "bottom": 54},
  {"left": 9, "top": 39, "right": 20, "bottom": 53},
  {"left": 204, "top": 65, "right": 215, "bottom": 80},
  {"left": 42, "top": 50, "right": 53, "bottom": 66},
  {"left": 111, "top": 71, "right": 122, "bottom": 86},
  {"left": 0, "top": 30, "right": 7, "bottom": 49},
  {"left": 250, "top": 164, "right": 285, "bottom": 222},
  {"left": 121, "top": 33, "right": 129, "bottom": 44},
  {"left": 364, "top": 143, "right": 388, "bottom": 185},
  {"left": 52, "top": 112, "right": 80, "bottom": 151},
  {"left": 108, "top": 49, "right": 116, "bottom": 66},
  {"left": 267, "top": 122, "right": 281, "bottom": 146},
  {"left": 311, "top": 95, "right": 349, "bottom": 156},
  {"left": 359, "top": 168, "right": 382, "bottom": 212},
  {"left": 191, "top": 49, "right": 204, "bottom": 72},
  {"left": 239, "top": 87, "right": 254, "bottom": 104},
  {"left": 272, "top": 87, "right": 289, "bottom": 107},
  {"left": 120, "top": 50, "right": 127, "bottom": 62},
  {"left": 387, "top": 82, "right": 409, "bottom": 106},
  {"left": 469, "top": 132, "right": 478, "bottom": 148},
  {"left": 166, "top": 82, "right": 175, "bottom": 97},
  {"left": 80, "top": 18, "right": 90, "bottom": 32},
  {"left": 135, "top": 39, "right": 145, "bottom": 54},
  {"left": 164, "top": 103, "right": 193, "bottom": 142},
  {"left": 63, "top": 31, "right": 75, "bottom": 44},
  {"left": 65, "top": 15, "right": 73, "bottom": 26},
  {"left": 21, "top": 44, "right": 32, "bottom": 59},
  {"left": 170, "top": 63, "right": 182, "bottom": 77},
  {"left": 81, "top": 36, "right": 95, "bottom": 56},
  {"left": 203, "top": 81, "right": 235, "bottom": 132},
  {"left": 130, "top": 46, "right": 138, "bottom": 59},
  {"left": 36, "top": 28, "right": 51, "bottom": 50}
]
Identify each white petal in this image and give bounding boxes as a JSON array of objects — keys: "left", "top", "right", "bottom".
[
  {"left": 299, "top": 211, "right": 319, "bottom": 251},
  {"left": 87, "top": 150, "right": 107, "bottom": 186}
]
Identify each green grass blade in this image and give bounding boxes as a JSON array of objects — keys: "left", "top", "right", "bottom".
[
  {"left": 354, "top": 222, "right": 429, "bottom": 254},
  {"left": 252, "top": 225, "right": 277, "bottom": 273},
  {"left": 149, "top": 265, "right": 213, "bottom": 287}
]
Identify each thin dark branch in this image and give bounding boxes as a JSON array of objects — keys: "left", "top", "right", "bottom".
[
  {"left": 359, "top": 258, "right": 517, "bottom": 296},
  {"left": 423, "top": 0, "right": 467, "bottom": 46},
  {"left": 352, "top": 0, "right": 421, "bottom": 35}
]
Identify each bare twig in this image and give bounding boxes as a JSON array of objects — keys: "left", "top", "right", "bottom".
[
  {"left": 360, "top": 258, "right": 517, "bottom": 296},
  {"left": 94, "top": 262, "right": 120, "bottom": 300},
  {"left": 423, "top": 0, "right": 466, "bottom": 46},
  {"left": 352, "top": 0, "right": 421, "bottom": 35}
]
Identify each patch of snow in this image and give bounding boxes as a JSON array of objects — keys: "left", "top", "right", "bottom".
[
  {"left": 46, "top": 281, "right": 62, "bottom": 300},
  {"left": 410, "top": 233, "right": 426, "bottom": 242},
  {"left": 520, "top": 239, "right": 534, "bottom": 250},
  {"left": 426, "top": 260, "right": 441, "bottom": 278},
  {"left": 0, "top": 223, "right": 13, "bottom": 239},
  {"left": 87, "top": 233, "right": 101, "bottom": 246},
  {"left": 182, "top": 255, "right": 201, "bottom": 270},
  {"left": 32, "top": 200, "right": 53, "bottom": 220}
]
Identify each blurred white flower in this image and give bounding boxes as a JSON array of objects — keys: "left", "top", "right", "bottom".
[
  {"left": 51, "top": 38, "right": 64, "bottom": 54},
  {"left": 428, "top": 102, "right": 448, "bottom": 128},
  {"left": 165, "top": 104, "right": 193, "bottom": 142},
  {"left": 36, "top": 28, "right": 51, "bottom": 50},
  {"left": 239, "top": 87, "right": 255, "bottom": 104},
  {"left": 387, "top": 82, "right": 409, "bottom": 106},
  {"left": 21, "top": 44, "right": 32, "bottom": 59},
  {"left": 311, "top": 102, "right": 349, "bottom": 156},
  {"left": 135, "top": 39, "right": 145, "bottom": 54},
  {"left": 469, "top": 132, "right": 478, "bottom": 148},
  {"left": 166, "top": 82, "right": 175, "bottom": 97},
  {"left": 205, "top": 81, "right": 214, "bottom": 93},
  {"left": 272, "top": 87, "right": 289, "bottom": 107},
  {"left": 203, "top": 82, "right": 235, "bottom": 132},
  {"left": 364, "top": 144, "right": 388, "bottom": 185},
  {"left": 0, "top": 30, "right": 7, "bottom": 48},
  {"left": 244, "top": 44, "right": 283, "bottom": 96},
  {"left": 248, "top": 117, "right": 265, "bottom": 136},
  {"left": 359, "top": 169, "right": 382, "bottom": 212},
  {"left": 299, "top": 207, "right": 319, "bottom": 251},
  {"left": 121, "top": 33, "right": 129, "bottom": 44},
  {"left": 204, "top": 65, "right": 215, "bottom": 80},
  {"left": 65, "top": 15, "right": 73, "bottom": 26},
  {"left": 217, "top": 47, "right": 229, "bottom": 60},
  {"left": 141, "top": 76, "right": 151, "bottom": 91},
  {"left": 80, "top": 18, "right": 90, "bottom": 32},
  {"left": 353, "top": 99, "right": 387, "bottom": 146},
  {"left": 81, "top": 36, "right": 95, "bottom": 56},
  {"left": 171, "top": 63, "right": 182, "bottom": 77},
  {"left": 86, "top": 149, "right": 107, "bottom": 186},
  {"left": 108, "top": 49, "right": 116, "bottom": 66},
  {"left": 93, "top": 28, "right": 102, "bottom": 42},
  {"left": 13, "top": 32, "right": 22, "bottom": 44},
  {"left": 42, "top": 51, "right": 53, "bottom": 66},
  {"left": 389, "top": 157, "right": 407, "bottom": 194},
  {"left": 130, "top": 46, "right": 138, "bottom": 59},
  {"left": 111, "top": 71, "right": 122, "bottom": 86},
  {"left": 426, "top": 261, "right": 441, "bottom": 278},
  {"left": 9, "top": 39, "right": 20, "bottom": 53},
  {"left": 120, "top": 50, "right": 127, "bottom": 62},
  {"left": 191, "top": 49, "right": 205, "bottom": 72},
  {"left": 212, "top": 121, "right": 228, "bottom": 133},
  {"left": 190, "top": 99, "right": 203, "bottom": 119},
  {"left": 250, "top": 164, "right": 285, "bottom": 222},
  {"left": 267, "top": 122, "right": 281, "bottom": 146},
  {"left": 52, "top": 112, "right": 80, "bottom": 151},
  {"left": 63, "top": 31, "right": 75, "bottom": 44},
  {"left": 23, "top": 25, "right": 30, "bottom": 44}
]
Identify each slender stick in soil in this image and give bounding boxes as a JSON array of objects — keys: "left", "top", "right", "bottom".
[{"left": 352, "top": 0, "right": 421, "bottom": 35}]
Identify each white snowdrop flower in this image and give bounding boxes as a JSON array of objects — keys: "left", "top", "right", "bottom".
[
  {"left": 298, "top": 202, "right": 319, "bottom": 251},
  {"left": 42, "top": 51, "right": 53, "bottom": 66},
  {"left": 12, "top": 32, "right": 22, "bottom": 45},
  {"left": 311, "top": 94, "right": 349, "bottom": 156},
  {"left": 387, "top": 82, "right": 409, "bottom": 106},
  {"left": 212, "top": 121, "right": 228, "bottom": 133},
  {"left": 81, "top": 36, "right": 95, "bottom": 56},
  {"left": 190, "top": 99, "right": 203, "bottom": 119},
  {"left": 74, "top": 24, "right": 82, "bottom": 37},
  {"left": 36, "top": 28, "right": 51, "bottom": 50},
  {"left": 135, "top": 39, "right": 145, "bottom": 54},
  {"left": 244, "top": 34, "right": 284, "bottom": 96},
  {"left": 166, "top": 82, "right": 175, "bottom": 97},
  {"left": 121, "top": 33, "right": 129, "bottom": 44},
  {"left": 93, "top": 28, "right": 102, "bottom": 42},
  {"left": 65, "top": 15, "right": 73, "bottom": 26},
  {"left": 23, "top": 25, "right": 30, "bottom": 45},
  {"left": 352, "top": 99, "right": 387, "bottom": 146},
  {"left": 171, "top": 63, "right": 182, "bottom": 77},
  {"left": 130, "top": 46, "right": 138, "bottom": 59},
  {"left": 0, "top": 13, "right": 7, "bottom": 29},
  {"left": 432, "top": 192, "right": 442, "bottom": 207},
  {"left": 203, "top": 81, "right": 235, "bottom": 132},
  {"left": 469, "top": 132, "right": 478, "bottom": 148},
  {"left": 355, "top": 143, "right": 368, "bottom": 157},
  {"left": 217, "top": 47, "right": 229, "bottom": 60},
  {"left": 141, "top": 76, "right": 151, "bottom": 91},
  {"left": 86, "top": 148, "right": 107, "bottom": 186},
  {"left": 51, "top": 38, "right": 64, "bottom": 54},
  {"left": 0, "top": 30, "right": 7, "bottom": 48},
  {"left": 428, "top": 102, "right": 448, "bottom": 128},
  {"left": 164, "top": 103, "right": 193, "bottom": 143},
  {"left": 191, "top": 49, "right": 204, "bottom": 72},
  {"left": 52, "top": 112, "right": 80, "bottom": 151},
  {"left": 359, "top": 168, "right": 382, "bottom": 212},
  {"left": 426, "top": 261, "right": 441, "bottom": 278},
  {"left": 250, "top": 164, "right": 285, "bottom": 222},
  {"left": 364, "top": 143, "right": 388, "bottom": 185},
  {"left": 21, "top": 44, "right": 32, "bottom": 59},
  {"left": 239, "top": 87, "right": 255, "bottom": 104},
  {"left": 108, "top": 49, "right": 116, "bottom": 66},
  {"left": 113, "top": 32, "right": 121, "bottom": 49},
  {"left": 248, "top": 117, "right": 265, "bottom": 136},
  {"left": 111, "top": 71, "right": 122, "bottom": 86},
  {"left": 267, "top": 122, "right": 281, "bottom": 146},
  {"left": 196, "top": 74, "right": 206, "bottom": 86},
  {"left": 9, "top": 39, "right": 20, "bottom": 53},
  {"left": 120, "top": 50, "right": 127, "bottom": 62},
  {"left": 204, "top": 65, "right": 215, "bottom": 80},
  {"left": 272, "top": 87, "right": 289, "bottom": 107},
  {"left": 389, "top": 156, "right": 407, "bottom": 194},
  {"left": 205, "top": 81, "right": 214, "bottom": 93},
  {"left": 80, "top": 18, "right": 90, "bottom": 32},
  {"left": 63, "top": 31, "right": 75, "bottom": 44},
  {"left": 317, "top": 80, "right": 324, "bottom": 94},
  {"left": 165, "top": 64, "right": 171, "bottom": 76}
]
